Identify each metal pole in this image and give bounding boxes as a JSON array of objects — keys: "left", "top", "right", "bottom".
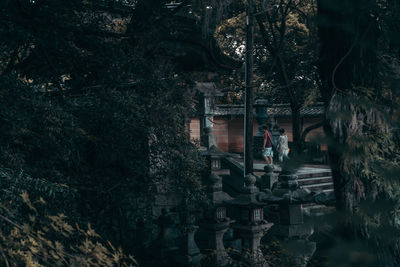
[{"left": 244, "top": 0, "right": 254, "bottom": 175}]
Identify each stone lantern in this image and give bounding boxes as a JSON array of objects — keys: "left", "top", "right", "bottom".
[
  {"left": 259, "top": 164, "right": 278, "bottom": 191},
  {"left": 175, "top": 211, "right": 203, "bottom": 266},
  {"left": 198, "top": 173, "right": 234, "bottom": 266},
  {"left": 227, "top": 174, "right": 273, "bottom": 267},
  {"left": 210, "top": 153, "right": 221, "bottom": 171},
  {"left": 200, "top": 145, "right": 231, "bottom": 175},
  {"left": 154, "top": 208, "right": 180, "bottom": 260},
  {"left": 272, "top": 167, "right": 309, "bottom": 230},
  {"left": 271, "top": 166, "right": 316, "bottom": 267},
  {"left": 195, "top": 82, "right": 223, "bottom": 149},
  {"left": 198, "top": 145, "right": 240, "bottom": 266}
]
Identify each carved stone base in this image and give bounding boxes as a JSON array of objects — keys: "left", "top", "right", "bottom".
[
  {"left": 175, "top": 225, "right": 202, "bottom": 265},
  {"left": 279, "top": 203, "right": 303, "bottom": 225},
  {"left": 199, "top": 220, "right": 232, "bottom": 266},
  {"left": 272, "top": 224, "right": 314, "bottom": 238},
  {"left": 279, "top": 239, "right": 316, "bottom": 267},
  {"left": 232, "top": 223, "right": 273, "bottom": 267}
]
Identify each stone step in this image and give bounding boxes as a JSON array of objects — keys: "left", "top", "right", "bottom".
[
  {"left": 297, "top": 176, "right": 333, "bottom": 186},
  {"left": 251, "top": 163, "right": 332, "bottom": 177},
  {"left": 303, "top": 204, "right": 336, "bottom": 216},
  {"left": 323, "top": 188, "right": 334, "bottom": 193},
  {"left": 214, "top": 169, "right": 230, "bottom": 176},
  {"left": 255, "top": 170, "right": 331, "bottom": 179},
  {"left": 297, "top": 171, "right": 332, "bottom": 179},
  {"left": 301, "top": 182, "right": 333, "bottom": 191}
]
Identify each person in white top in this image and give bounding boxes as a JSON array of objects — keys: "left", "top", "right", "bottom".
[{"left": 278, "top": 128, "right": 289, "bottom": 162}]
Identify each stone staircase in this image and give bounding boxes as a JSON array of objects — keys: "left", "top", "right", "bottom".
[
  {"left": 296, "top": 166, "right": 333, "bottom": 193},
  {"left": 296, "top": 166, "right": 336, "bottom": 216},
  {"left": 221, "top": 159, "right": 336, "bottom": 216},
  {"left": 222, "top": 157, "right": 335, "bottom": 195}
]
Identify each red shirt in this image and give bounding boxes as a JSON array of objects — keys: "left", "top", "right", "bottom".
[{"left": 264, "top": 131, "right": 273, "bottom": 148}]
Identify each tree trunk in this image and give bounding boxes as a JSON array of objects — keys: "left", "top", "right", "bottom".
[
  {"left": 254, "top": 10, "right": 304, "bottom": 156},
  {"left": 291, "top": 103, "right": 302, "bottom": 154},
  {"left": 317, "top": 0, "right": 379, "bottom": 212},
  {"left": 300, "top": 122, "right": 323, "bottom": 145}
]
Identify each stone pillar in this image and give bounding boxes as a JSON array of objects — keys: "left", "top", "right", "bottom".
[
  {"left": 154, "top": 209, "right": 179, "bottom": 260},
  {"left": 259, "top": 164, "right": 277, "bottom": 191},
  {"left": 234, "top": 224, "right": 270, "bottom": 267},
  {"left": 272, "top": 169, "right": 299, "bottom": 198},
  {"left": 227, "top": 174, "right": 273, "bottom": 267},
  {"left": 271, "top": 168, "right": 316, "bottom": 267},
  {"left": 175, "top": 224, "right": 203, "bottom": 265},
  {"left": 200, "top": 220, "right": 232, "bottom": 266},
  {"left": 279, "top": 202, "right": 303, "bottom": 225}
]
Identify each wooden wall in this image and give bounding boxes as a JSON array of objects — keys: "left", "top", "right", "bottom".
[
  {"left": 188, "top": 116, "right": 326, "bottom": 152},
  {"left": 189, "top": 118, "right": 201, "bottom": 142},
  {"left": 212, "top": 117, "right": 229, "bottom": 151}
]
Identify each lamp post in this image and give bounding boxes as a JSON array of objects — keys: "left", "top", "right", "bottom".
[
  {"left": 244, "top": 0, "right": 255, "bottom": 175},
  {"left": 254, "top": 99, "right": 269, "bottom": 159}
]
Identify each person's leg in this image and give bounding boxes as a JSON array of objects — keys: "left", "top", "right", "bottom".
[
  {"left": 283, "top": 149, "right": 289, "bottom": 160},
  {"left": 268, "top": 148, "right": 274, "bottom": 164},
  {"left": 263, "top": 149, "right": 269, "bottom": 164},
  {"left": 279, "top": 151, "right": 283, "bottom": 162}
]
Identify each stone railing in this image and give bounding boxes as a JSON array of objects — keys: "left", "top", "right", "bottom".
[
  {"left": 220, "top": 156, "right": 245, "bottom": 196},
  {"left": 153, "top": 171, "right": 273, "bottom": 266},
  {"left": 222, "top": 157, "right": 280, "bottom": 194},
  {"left": 150, "top": 149, "right": 332, "bottom": 266}
]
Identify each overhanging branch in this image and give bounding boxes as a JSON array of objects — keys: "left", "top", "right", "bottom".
[{"left": 300, "top": 121, "right": 323, "bottom": 142}]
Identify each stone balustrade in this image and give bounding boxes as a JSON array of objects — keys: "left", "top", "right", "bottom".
[{"left": 152, "top": 149, "right": 332, "bottom": 266}]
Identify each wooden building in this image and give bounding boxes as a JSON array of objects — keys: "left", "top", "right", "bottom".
[{"left": 189, "top": 83, "right": 326, "bottom": 155}]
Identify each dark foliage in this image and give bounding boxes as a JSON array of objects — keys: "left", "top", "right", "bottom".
[{"left": 0, "top": 0, "right": 206, "bottom": 264}]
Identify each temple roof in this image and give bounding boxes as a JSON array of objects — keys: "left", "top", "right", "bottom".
[{"left": 214, "top": 103, "right": 324, "bottom": 118}]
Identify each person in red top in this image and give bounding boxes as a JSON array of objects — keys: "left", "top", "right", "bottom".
[{"left": 262, "top": 126, "right": 273, "bottom": 165}]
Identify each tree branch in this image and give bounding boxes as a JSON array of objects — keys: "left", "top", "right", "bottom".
[
  {"left": 169, "top": 0, "right": 191, "bottom": 15},
  {"left": 0, "top": 14, "right": 129, "bottom": 39},
  {"left": 0, "top": 244, "right": 10, "bottom": 267},
  {"left": 0, "top": 214, "right": 75, "bottom": 260},
  {"left": 2, "top": 46, "right": 20, "bottom": 75},
  {"left": 265, "top": 9, "right": 279, "bottom": 51},
  {"left": 255, "top": 4, "right": 297, "bottom": 105},
  {"left": 300, "top": 121, "right": 323, "bottom": 142}
]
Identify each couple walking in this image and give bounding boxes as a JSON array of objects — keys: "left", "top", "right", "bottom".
[{"left": 262, "top": 126, "right": 289, "bottom": 164}]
